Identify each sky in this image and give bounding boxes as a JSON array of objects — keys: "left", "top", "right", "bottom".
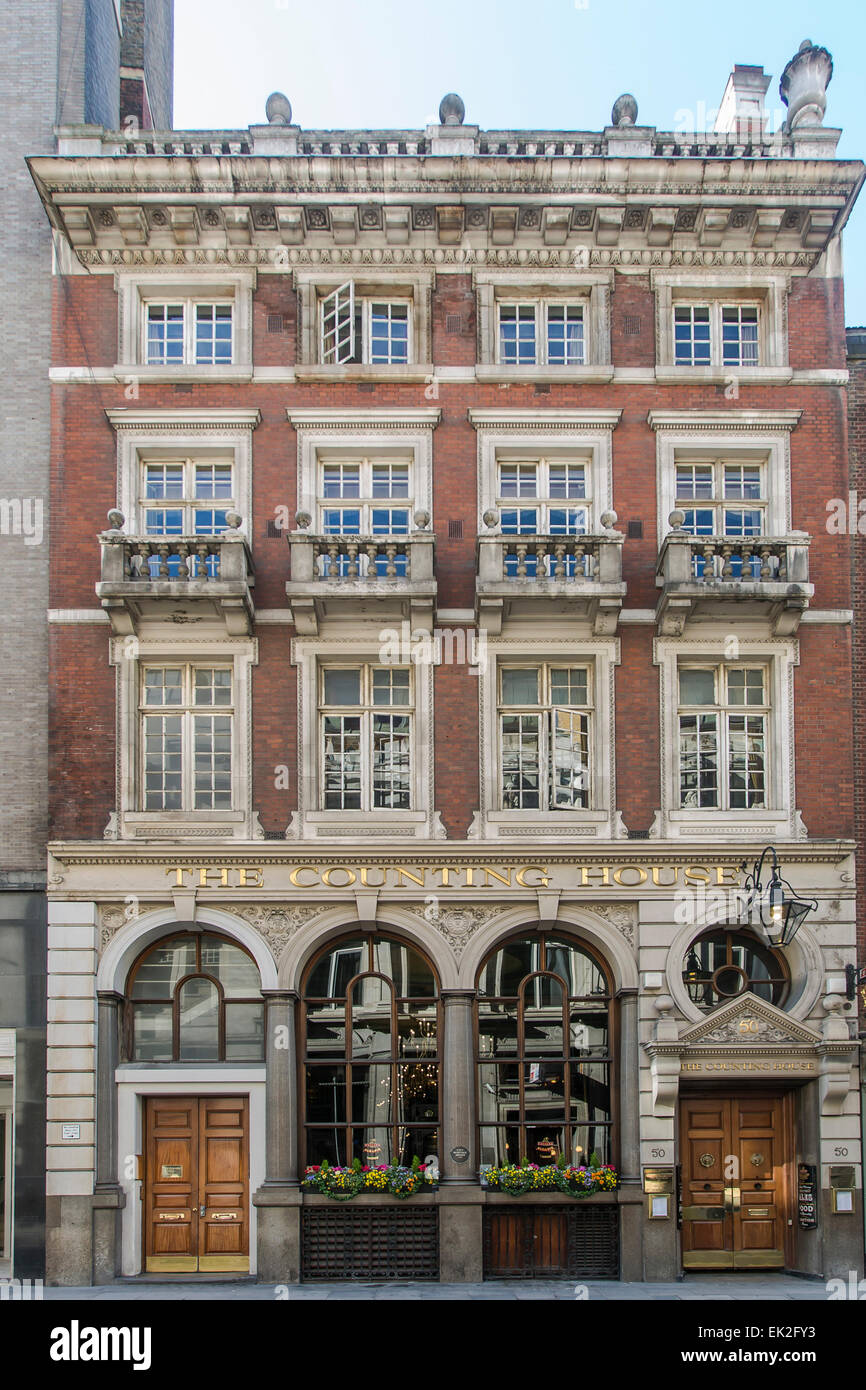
[{"left": 173, "top": 0, "right": 866, "bottom": 323}]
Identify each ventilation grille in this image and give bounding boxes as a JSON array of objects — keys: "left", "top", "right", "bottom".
[
  {"left": 266, "top": 519, "right": 284, "bottom": 538},
  {"left": 627, "top": 520, "right": 643, "bottom": 539},
  {"left": 628, "top": 829, "right": 650, "bottom": 840},
  {"left": 267, "top": 313, "right": 285, "bottom": 334},
  {"left": 173, "top": 383, "right": 193, "bottom": 394},
  {"left": 483, "top": 1205, "right": 619, "bottom": 1280},
  {"left": 534, "top": 382, "right": 551, "bottom": 395},
  {"left": 445, "top": 314, "right": 463, "bottom": 334},
  {"left": 448, "top": 519, "right": 464, "bottom": 540},
  {"left": 262, "top": 829, "right": 285, "bottom": 840},
  {"left": 623, "top": 315, "right": 642, "bottom": 335},
  {"left": 302, "top": 1207, "right": 439, "bottom": 1282}
]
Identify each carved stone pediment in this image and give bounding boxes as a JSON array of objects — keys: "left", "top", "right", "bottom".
[{"left": 679, "top": 992, "right": 821, "bottom": 1051}]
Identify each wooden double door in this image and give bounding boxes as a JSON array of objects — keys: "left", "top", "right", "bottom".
[
  {"left": 144, "top": 1096, "right": 249, "bottom": 1274},
  {"left": 680, "top": 1093, "right": 791, "bottom": 1269}
]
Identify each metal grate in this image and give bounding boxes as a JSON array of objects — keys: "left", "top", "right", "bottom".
[
  {"left": 628, "top": 829, "right": 650, "bottom": 840},
  {"left": 267, "top": 313, "right": 285, "bottom": 334},
  {"left": 266, "top": 519, "right": 284, "bottom": 538},
  {"left": 534, "top": 382, "right": 551, "bottom": 394},
  {"left": 627, "top": 520, "right": 643, "bottom": 539},
  {"left": 446, "top": 314, "right": 463, "bottom": 334},
  {"left": 448, "top": 519, "right": 464, "bottom": 540},
  {"left": 483, "top": 1205, "right": 619, "bottom": 1280},
  {"left": 623, "top": 315, "right": 642, "bottom": 335},
  {"left": 302, "top": 1207, "right": 439, "bottom": 1281}
]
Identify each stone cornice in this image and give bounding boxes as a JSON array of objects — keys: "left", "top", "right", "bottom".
[
  {"left": 105, "top": 407, "right": 262, "bottom": 431},
  {"left": 647, "top": 409, "right": 802, "bottom": 432},
  {"left": 468, "top": 408, "right": 622, "bottom": 431},
  {"left": 286, "top": 408, "right": 441, "bottom": 431}
]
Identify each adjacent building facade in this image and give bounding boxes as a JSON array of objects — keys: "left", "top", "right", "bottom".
[
  {"left": 0, "top": 0, "right": 172, "bottom": 1280},
  {"left": 31, "top": 42, "right": 866, "bottom": 1284}
]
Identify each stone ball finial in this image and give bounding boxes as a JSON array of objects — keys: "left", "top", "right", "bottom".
[
  {"left": 224, "top": 511, "right": 243, "bottom": 531},
  {"left": 779, "top": 41, "right": 833, "bottom": 131},
  {"left": 413, "top": 509, "right": 430, "bottom": 530},
  {"left": 265, "top": 92, "right": 293, "bottom": 126},
  {"left": 439, "top": 93, "right": 466, "bottom": 126},
  {"left": 611, "top": 93, "right": 638, "bottom": 128},
  {"left": 294, "top": 510, "right": 312, "bottom": 531},
  {"left": 669, "top": 508, "right": 686, "bottom": 532},
  {"left": 106, "top": 509, "right": 125, "bottom": 532},
  {"left": 482, "top": 508, "right": 500, "bottom": 530},
  {"left": 600, "top": 509, "right": 618, "bottom": 530}
]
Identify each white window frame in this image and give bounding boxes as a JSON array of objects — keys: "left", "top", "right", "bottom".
[
  {"left": 286, "top": 409, "right": 437, "bottom": 528},
  {"left": 319, "top": 284, "right": 414, "bottom": 366},
  {"left": 114, "top": 270, "right": 255, "bottom": 380},
  {"left": 475, "top": 269, "right": 613, "bottom": 380},
  {"left": 470, "top": 637, "right": 624, "bottom": 842},
  {"left": 676, "top": 663, "right": 769, "bottom": 812},
  {"left": 469, "top": 410, "right": 620, "bottom": 535},
  {"left": 139, "top": 456, "right": 237, "bottom": 538},
  {"left": 289, "top": 635, "right": 444, "bottom": 841},
  {"left": 496, "top": 456, "right": 592, "bottom": 537},
  {"left": 671, "top": 301, "right": 761, "bottom": 367},
  {"left": 110, "top": 635, "right": 259, "bottom": 841},
  {"left": 649, "top": 411, "right": 801, "bottom": 548},
  {"left": 319, "top": 663, "right": 414, "bottom": 813},
  {"left": 317, "top": 455, "right": 414, "bottom": 537},
  {"left": 139, "top": 663, "right": 235, "bottom": 813},
  {"left": 293, "top": 270, "right": 433, "bottom": 374},
  {"left": 652, "top": 635, "right": 804, "bottom": 842},
  {"left": 652, "top": 272, "right": 790, "bottom": 378},
  {"left": 106, "top": 408, "right": 259, "bottom": 544},
  {"left": 496, "top": 298, "right": 587, "bottom": 366},
  {"left": 497, "top": 662, "right": 593, "bottom": 812}
]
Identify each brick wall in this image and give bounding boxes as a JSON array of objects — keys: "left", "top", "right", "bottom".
[
  {"left": 47, "top": 268, "right": 856, "bottom": 847},
  {"left": 847, "top": 339, "right": 866, "bottom": 971}
]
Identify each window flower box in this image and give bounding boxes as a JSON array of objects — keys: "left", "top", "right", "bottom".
[
  {"left": 302, "top": 1158, "right": 439, "bottom": 1201},
  {"left": 481, "top": 1160, "right": 618, "bottom": 1198}
]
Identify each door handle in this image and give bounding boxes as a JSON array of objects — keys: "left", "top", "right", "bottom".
[{"left": 724, "top": 1186, "right": 741, "bottom": 1214}]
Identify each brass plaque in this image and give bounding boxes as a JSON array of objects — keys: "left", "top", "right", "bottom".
[
  {"left": 829, "top": 1166, "right": 855, "bottom": 1189},
  {"left": 161, "top": 1164, "right": 183, "bottom": 1179},
  {"left": 643, "top": 1166, "right": 674, "bottom": 1193}
]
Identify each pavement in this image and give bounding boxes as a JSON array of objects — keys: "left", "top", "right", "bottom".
[{"left": 37, "top": 1273, "right": 833, "bottom": 1300}]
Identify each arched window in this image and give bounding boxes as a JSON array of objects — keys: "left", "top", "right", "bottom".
[
  {"left": 476, "top": 933, "right": 612, "bottom": 1169},
  {"left": 302, "top": 934, "right": 439, "bottom": 1169},
  {"left": 683, "top": 931, "right": 788, "bottom": 1013},
  {"left": 125, "top": 932, "right": 264, "bottom": 1061}
]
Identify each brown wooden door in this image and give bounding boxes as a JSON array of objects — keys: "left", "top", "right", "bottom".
[
  {"left": 680, "top": 1093, "right": 788, "bottom": 1269},
  {"left": 144, "top": 1096, "right": 249, "bottom": 1274}
]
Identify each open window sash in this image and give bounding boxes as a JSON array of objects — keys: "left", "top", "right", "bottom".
[
  {"left": 321, "top": 282, "right": 355, "bottom": 364},
  {"left": 550, "top": 708, "right": 589, "bottom": 809}
]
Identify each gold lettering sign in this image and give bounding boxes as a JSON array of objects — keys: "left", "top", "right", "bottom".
[
  {"left": 680, "top": 1061, "right": 816, "bottom": 1073},
  {"left": 165, "top": 862, "right": 744, "bottom": 891}
]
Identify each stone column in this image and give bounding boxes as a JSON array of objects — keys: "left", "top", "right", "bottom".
[
  {"left": 253, "top": 989, "right": 301, "bottom": 1282},
  {"left": 92, "top": 990, "right": 125, "bottom": 1284},
  {"left": 616, "top": 986, "right": 644, "bottom": 1280},
  {"left": 438, "top": 989, "right": 483, "bottom": 1280}
]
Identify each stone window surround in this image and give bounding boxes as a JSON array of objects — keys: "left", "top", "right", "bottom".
[
  {"left": 469, "top": 636, "right": 624, "bottom": 842},
  {"left": 107, "top": 408, "right": 260, "bottom": 543},
  {"left": 651, "top": 634, "right": 804, "bottom": 842},
  {"left": 288, "top": 634, "right": 444, "bottom": 842},
  {"left": 286, "top": 407, "right": 438, "bottom": 525},
  {"left": 651, "top": 270, "right": 790, "bottom": 379},
  {"left": 292, "top": 268, "right": 434, "bottom": 375},
  {"left": 114, "top": 268, "right": 255, "bottom": 381},
  {"left": 649, "top": 409, "right": 801, "bottom": 548},
  {"left": 109, "top": 633, "right": 259, "bottom": 841},
  {"left": 469, "top": 409, "right": 621, "bottom": 532},
  {"left": 474, "top": 268, "right": 613, "bottom": 380}
]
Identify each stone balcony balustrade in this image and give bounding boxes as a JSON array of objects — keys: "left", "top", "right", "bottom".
[
  {"left": 476, "top": 511, "right": 626, "bottom": 634},
  {"left": 96, "top": 510, "right": 255, "bottom": 635},
  {"left": 285, "top": 511, "right": 436, "bottom": 636},
  {"left": 655, "top": 511, "right": 813, "bottom": 636}
]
